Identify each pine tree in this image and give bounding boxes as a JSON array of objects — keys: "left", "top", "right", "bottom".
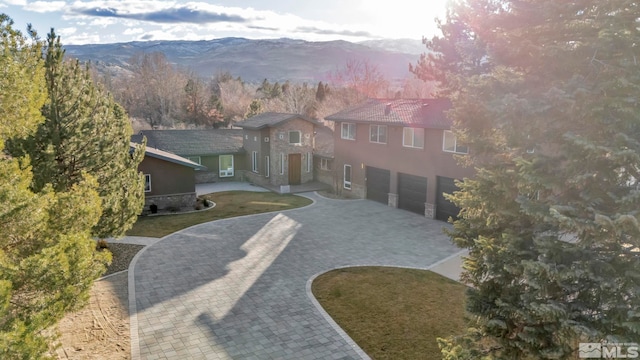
[
  {"left": 414, "top": 1, "right": 640, "bottom": 358},
  {"left": 8, "top": 29, "right": 145, "bottom": 239},
  {"left": 0, "top": 15, "right": 110, "bottom": 358},
  {"left": 245, "top": 99, "right": 264, "bottom": 119}
]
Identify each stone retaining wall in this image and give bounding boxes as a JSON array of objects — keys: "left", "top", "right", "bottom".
[{"left": 144, "top": 192, "right": 197, "bottom": 213}]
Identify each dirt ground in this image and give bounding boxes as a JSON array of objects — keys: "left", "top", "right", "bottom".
[{"left": 54, "top": 272, "right": 130, "bottom": 360}]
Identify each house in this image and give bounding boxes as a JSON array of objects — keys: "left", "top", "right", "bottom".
[
  {"left": 132, "top": 142, "right": 206, "bottom": 212},
  {"left": 325, "top": 98, "right": 475, "bottom": 221},
  {"left": 236, "top": 112, "right": 322, "bottom": 189},
  {"left": 136, "top": 129, "right": 245, "bottom": 183}
]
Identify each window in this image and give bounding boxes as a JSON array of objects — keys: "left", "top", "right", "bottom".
[
  {"left": 369, "top": 125, "right": 387, "bottom": 144},
  {"left": 252, "top": 151, "right": 258, "bottom": 172},
  {"left": 403, "top": 127, "right": 424, "bottom": 148},
  {"left": 343, "top": 164, "right": 352, "bottom": 190},
  {"left": 289, "top": 131, "right": 301, "bottom": 144},
  {"left": 186, "top": 156, "right": 201, "bottom": 164},
  {"left": 219, "top": 155, "right": 234, "bottom": 177},
  {"left": 320, "top": 158, "right": 331, "bottom": 170},
  {"left": 280, "top": 153, "right": 285, "bottom": 175},
  {"left": 341, "top": 122, "right": 356, "bottom": 140},
  {"left": 443, "top": 130, "right": 468, "bottom": 154},
  {"left": 307, "top": 152, "right": 312, "bottom": 172},
  {"left": 265, "top": 156, "right": 270, "bottom": 177},
  {"left": 144, "top": 174, "right": 151, "bottom": 192}
]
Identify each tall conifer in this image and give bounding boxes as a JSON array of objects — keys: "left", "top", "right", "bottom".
[{"left": 414, "top": 1, "right": 640, "bottom": 358}]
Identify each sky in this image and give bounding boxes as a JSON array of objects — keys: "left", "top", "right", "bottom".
[{"left": 0, "top": 0, "right": 449, "bottom": 44}]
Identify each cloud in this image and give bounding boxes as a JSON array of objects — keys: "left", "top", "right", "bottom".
[
  {"left": 123, "top": 27, "right": 143, "bottom": 35},
  {"left": 26, "top": 1, "right": 66, "bottom": 13},
  {"left": 295, "top": 26, "right": 372, "bottom": 38},
  {"left": 73, "top": 5, "right": 249, "bottom": 24},
  {"left": 3, "top": 0, "right": 27, "bottom": 5},
  {"left": 247, "top": 25, "right": 279, "bottom": 31}
]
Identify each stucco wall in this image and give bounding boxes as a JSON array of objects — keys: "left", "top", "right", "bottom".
[{"left": 332, "top": 122, "right": 475, "bottom": 215}]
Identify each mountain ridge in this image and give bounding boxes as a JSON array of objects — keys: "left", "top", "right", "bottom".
[{"left": 64, "top": 37, "right": 425, "bottom": 83}]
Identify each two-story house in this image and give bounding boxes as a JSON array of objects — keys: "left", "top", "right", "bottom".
[
  {"left": 237, "top": 112, "right": 321, "bottom": 190},
  {"left": 325, "top": 98, "right": 475, "bottom": 221}
]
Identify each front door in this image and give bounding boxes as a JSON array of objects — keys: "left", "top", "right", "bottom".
[{"left": 288, "top": 153, "right": 301, "bottom": 185}]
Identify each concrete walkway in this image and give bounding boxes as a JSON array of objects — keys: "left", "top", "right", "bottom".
[{"left": 129, "top": 192, "right": 463, "bottom": 360}]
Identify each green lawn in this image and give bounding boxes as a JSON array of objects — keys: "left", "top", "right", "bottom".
[
  {"left": 127, "top": 191, "right": 313, "bottom": 238},
  {"left": 312, "top": 267, "right": 467, "bottom": 360}
]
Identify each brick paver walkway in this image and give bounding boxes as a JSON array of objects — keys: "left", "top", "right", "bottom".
[{"left": 130, "top": 192, "right": 460, "bottom": 359}]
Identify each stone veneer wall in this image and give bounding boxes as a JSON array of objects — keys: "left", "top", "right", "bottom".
[
  {"left": 144, "top": 192, "right": 197, "bottom": 212},
  {"left": 195, "top": 171, "right": 218, "bottom": 184},
  {"left": 268, "top": 120, "right": 314, "bottom": 186},
  {"left": 425, "top": 202, "right": 436, "bottom": 219}
]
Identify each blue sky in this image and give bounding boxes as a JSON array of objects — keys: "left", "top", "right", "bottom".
[{"left": 0, "top": 0, "right": 448, "bottom": 44}]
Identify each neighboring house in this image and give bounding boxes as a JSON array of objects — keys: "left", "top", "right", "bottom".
[
  {"left": 312, "top": 126, "right": 335, "bottom": 186},
  {"left": 136, "top": 129, "right": 245, "bottom": 183},
  {"left": 325, "top": 98, "right": 475, "bottom": 221},
  {"left": 236, "top": 112, "right": 322, "bottom": 189},
  {"left": 132, "top": 142, "right": 206, "bottom": 212}
]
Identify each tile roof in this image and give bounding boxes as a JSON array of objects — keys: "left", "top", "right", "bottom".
[
  {"left": 325, "top": 98, "right": 452, "bottom": 129},
  {"left": 130, "top": 142, "right": 206, "bottom": 170},
  {"left": 136, "top": 129, "right": 244, "bottom": 156},
  {"left": 238, "top": 112, "right": 320, "bottom": 129}
]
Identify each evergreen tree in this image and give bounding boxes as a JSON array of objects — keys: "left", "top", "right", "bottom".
[
  {"left": 8, "top": 30, "right": 145, "bottom": 239},
  {"left": 0, "top": 15, "right": 110, "bottom": 358},
  {"left": 245, "top": 99, "right": 264, "bottom": 119},
  {"left": 414, "top": 1, "right": 640, "bottom": 358}
]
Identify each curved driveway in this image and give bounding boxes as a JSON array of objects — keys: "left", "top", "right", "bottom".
[{"left": 130, "top": 193, "right": 460, "bottom": 360}]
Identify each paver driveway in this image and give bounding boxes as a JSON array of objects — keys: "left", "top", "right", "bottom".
[{"left": 130, "top": 193, "right": 461, "bottom": 360}]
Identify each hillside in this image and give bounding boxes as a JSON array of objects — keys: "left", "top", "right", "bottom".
[{"left": 64, "top": 37, "right": 424, "bottom": 83}]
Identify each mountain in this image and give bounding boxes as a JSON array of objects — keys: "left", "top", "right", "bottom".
[{"left": 64, "top": 37, "right": 421, "bottom": 83}]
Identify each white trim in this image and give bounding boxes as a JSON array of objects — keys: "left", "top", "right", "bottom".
[
  {"left": 219, "top": 154, "right": 234, "bottom": 177},
  {"left": 251, "top": 151, "right": 258, "bottom": 173},
  {"left": 402, "top": 127, "right": 424, "bottom": 149},
  {"left": 307, "top": 152, "right": 312, "bottom": 173},
  {"left": 265, "top": 156, "right": 270, "bottom": 177},
  {"left": 442, "top": 130, "right": 468, "bottom": 154},
  {"left": 369, "top": 124, "right": 387, "bottom": 144},
  {"left": 341, "top": 122, "right": 356, "bottom": 140},
  {"left": 144, "top": 174, "right": 151, "bottom": 192},
  {"left": 343, "top": 164, "right": 352, "bottom": 190}
]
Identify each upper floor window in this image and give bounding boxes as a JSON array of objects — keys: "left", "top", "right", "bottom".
[
  {"left": 289, "top": 130, "right": 301, "bottom": 144},
  {"left": 341, "top": 122, "right": 356, "bottom": 140},
  {"left": 369, "top": 125, "right": 387, "bottom": 144},
  {"left": 403, "top": 127, "right": 424, "bottom": 149},
  {"left": 443, "top": 130, "right": 468, "bottom": 154}
]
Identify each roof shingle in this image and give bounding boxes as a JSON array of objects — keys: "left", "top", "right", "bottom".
[
  {"left": 136, "top": 129, "right": 244, "bottom": 156},
  {"left": 238, "top": 112, "right": 319, "bottom": 129},
  {"left": 325, "top": 98, "right": 452, "bottom": 129}
]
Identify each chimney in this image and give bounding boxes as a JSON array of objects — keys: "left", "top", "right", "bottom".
[{"left": 385, "top": 103, "right": 392, "bottom": 115}]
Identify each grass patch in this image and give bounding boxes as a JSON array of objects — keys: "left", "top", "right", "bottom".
[
  {"left": 312, "top": 267, "right": 467, "bottom": 360},
  {"left": 127, "top": 191, "right": 312, "bottom": 238}
]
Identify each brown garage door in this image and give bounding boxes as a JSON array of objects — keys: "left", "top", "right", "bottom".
[
  {"left": 398, "top": 173, "right": 427, "bottom": 215},
  {"left": 366, "top": 166, "right": 390, "bottom": 204},
  {"left": 436, "top": 176, "right": 461, "bottom": 222}
]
